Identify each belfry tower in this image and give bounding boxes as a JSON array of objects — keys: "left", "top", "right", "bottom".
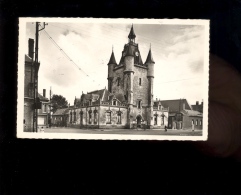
[{"left": 107, "top": 24, "right": 155, "bottom": 129}]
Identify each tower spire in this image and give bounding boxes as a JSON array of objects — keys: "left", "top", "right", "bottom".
[
  {"left": 128, "top": 24, "right": 136, "bottom": 42},
  {"left": 145, "top": 47, "right": 155, "bottom": 64},
  {"left": 108, "top": 47, "right": 117, "bottom": 65}
]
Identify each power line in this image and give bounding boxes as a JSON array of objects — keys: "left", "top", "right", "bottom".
[{"left": 40, "top": 26, "right": 101, "bottom": 88}]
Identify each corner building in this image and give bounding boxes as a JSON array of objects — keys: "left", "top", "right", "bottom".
[{"left": 69, "top": 25, "right": 169, "bottom": 129}]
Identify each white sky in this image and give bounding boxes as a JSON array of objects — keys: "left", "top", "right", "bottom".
[{"left": 24, "top": 20, "right": 206, "bottom": 105}]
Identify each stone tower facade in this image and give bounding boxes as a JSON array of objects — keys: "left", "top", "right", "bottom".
[
  {"left": 69, "top": 24, "right": 168, "bottom": 130},
  {"left": 107, "top": 25, "right": 156, "bottom": 128}
]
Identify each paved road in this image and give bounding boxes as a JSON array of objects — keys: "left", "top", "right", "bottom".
[{"left": 44, "top": 127, "right": 202, "bottom": 136}]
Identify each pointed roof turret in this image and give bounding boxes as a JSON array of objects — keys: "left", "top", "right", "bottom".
[
  {"left": 128, "top": 24, "right": 136, "bottom": 40},
  {"left": 145, "top": 47, "right": 155, "bottom": 64},
  {"left": 107, "top": 49, "right": 117, "bottom": 65}
]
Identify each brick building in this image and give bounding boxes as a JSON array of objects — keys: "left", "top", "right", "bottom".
[
  {"left": 160, "top": 99, "right": 203, "bottom": 130},
  {"left": 191, "top": 101, "right": 203, "bottom": 113},
  {"left": 68, "top": 25, "right": 169, "bottom": 129},
  {"left": 24, "top": 38, "right": 40, "bottom": 132}
]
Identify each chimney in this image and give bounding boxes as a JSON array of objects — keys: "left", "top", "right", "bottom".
[
  {"left": 196, "top": 101, "right": 199, "bottom": 106},
  {"left": 43, "top": 89, "right": 46, "bottom": 97},
  {"left": 28, "top": 38, "right": 34, "bottom": 59}
]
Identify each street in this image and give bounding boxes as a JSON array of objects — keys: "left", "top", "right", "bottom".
[{"left": 43, "top": 127, "right": 202, "bottom": 136}]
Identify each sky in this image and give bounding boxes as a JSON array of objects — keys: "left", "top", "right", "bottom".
[{"left": 24, "top": 20, "right": 207, "bottom": 105}]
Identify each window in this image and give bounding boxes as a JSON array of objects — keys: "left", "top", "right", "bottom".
[
  {"left": 195, "top": 120, "right": 198, "bottom": 125},
  {"left": 113, "top": 100, "right": 116, "bottom": 106},
  {"left": 70, "top": 112, "right": 72, "bottom": 123},
  {"left": 80, "top": 111, "right": 83, "bottom": 125},
  {"left": 161, "top": 116, "right": 164, "bottom": 125},
  {"left": 200, "top": 120, "right": 202, "bottom": 126},
  {"left": 117, "top": 78, "right": 120, "bottom": 86},
  {"left": 94, "top": 110, "right": 97, "bottom": 124},
  {"left": 74, "top": 112, "right": 76, "bottom": 122},
  {"left": 154, "top": 115, "right": 157, "bottom": 125},
  {"left": 89, "top": 111, "right": 92, "bottom": 124},
  {"left": 106, "top": 112, "right": 111, "bottom": 124},
  {"left": 137, "top": 100, "right": 141, "bottom": 109},
  {"left": 139, "top": 78, "right": 141, "bottom": 86},
  {"left": 43, "top": 104, "right": 47, "bottom": 112},
  {"left": 117, "top": 115, "right": 121, "bottom": 124},
  {"left": 89, "top": 100, "right": 92, "bottom": 106},
  {"left": 117, "top": 111, "right": 122, "bottom": 124}
]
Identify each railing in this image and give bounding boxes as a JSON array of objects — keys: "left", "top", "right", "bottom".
[
  {"left": 101, "top": 101, "right": 109, "bottom": 105},
  {"left": 161, "top": 108, "right": 169, "bottom": 112},
  {"left": 153, "top": 107, "right": 169, "bottom": 111}
]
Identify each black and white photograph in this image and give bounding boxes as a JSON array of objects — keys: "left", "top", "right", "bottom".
[{"left": 17, "top": 18, "right": 209, "bottom": 140}]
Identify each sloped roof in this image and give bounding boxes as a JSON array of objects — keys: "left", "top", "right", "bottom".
[
  {"left": 53, "top": 108, "right": 69, "bottom": 116},
  {"left": 115, "top": 93, "right": 125, "bottom": 102},
  {"left": 25, "top": 54, "right": 33, "bottom": 62},
  {"left": 182, "top": 109, "right": 202, "bottom": 117},
  {"left": 38, "top": 93, "right": 49, "bottom": 102},
  {"left": 191, "top": 104, "right": 203, "bottom": 113},
  {"left": 145, "top": 48, "right": 155, "bottom": 64},
  {"left": 128, "top": 24, "right": 136, "bottom": 39},
  {"left": 108, "top": 51, "right": 117, "bottom": 65},
  {"left": 80, "top": 89, "right": 110, "bottom": 102},
  {"left": 160, "top": 99, "right": 192, "bottom": 112},
  {"left": 153, "top": 100, "right": 162, "bottom": 107}
]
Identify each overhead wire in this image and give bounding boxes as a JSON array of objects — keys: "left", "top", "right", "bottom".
[
  {"left": 40, "top": 25, "right": 102, "bottom": 88},
  {"left": 40, "top": 23, "right": 204, "bottom": 90}
]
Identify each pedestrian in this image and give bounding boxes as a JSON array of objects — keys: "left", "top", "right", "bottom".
[{"left": 164, "top": 125, "right": 167, "bottom": 132}]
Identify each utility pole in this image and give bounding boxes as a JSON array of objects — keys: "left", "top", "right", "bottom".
[{"left": 33, "top": 22, "right": 47, "bottom": 132}]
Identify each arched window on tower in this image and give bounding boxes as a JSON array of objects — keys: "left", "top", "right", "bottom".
[
  {"left": 137, "top": 100, "right": 142, "bottom": 109},
  {"left": 117, "top": 77, "right": 120, "bottom": 86},
  {"left": 139, "top": 78, "right": 142, "bottom": 86}
]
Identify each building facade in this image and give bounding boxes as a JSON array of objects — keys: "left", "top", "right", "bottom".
[
  {"left": 52, "top": 108, "right": 69, "bottom": 127},
  {"left": 161, "top": 99, "right": 203, "bottom": 130},
  {"left": 37, "top": 89, "right": 50, "bottom": 129},
  {"left": 68, "top": 25, "right": 169, "bottom": 129},
  {"left": 24, "top": 38, "right": 40, "bottom": 132},
  {"left": 191, "top": 101, "right": 203, "bottom": 113}
]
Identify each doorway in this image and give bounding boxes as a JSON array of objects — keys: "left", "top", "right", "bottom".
[{"left": 136, "top": 115, "right": 142, "bottom": 128}]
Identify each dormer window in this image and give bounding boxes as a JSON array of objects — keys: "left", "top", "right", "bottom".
[{"left": 113, "top": 100, "right": 117, "bottom": 106}]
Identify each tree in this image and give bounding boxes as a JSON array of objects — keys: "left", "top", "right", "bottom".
[{"left": 51, "top": 94, "right": 68, "bottom": 114}]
